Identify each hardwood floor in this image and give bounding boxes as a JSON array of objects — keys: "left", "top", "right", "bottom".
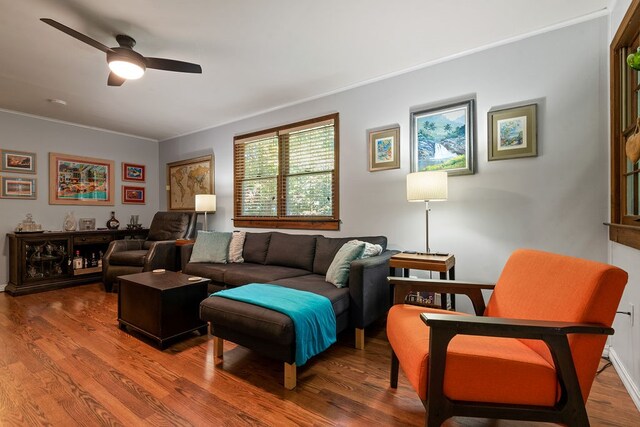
[{"left": 0, "top": 284, "right": 638, "bottom": 426}]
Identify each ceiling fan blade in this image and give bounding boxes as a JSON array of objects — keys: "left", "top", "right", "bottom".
[
  {"left": 145, "top": 57, "right": 202, "bottom": 73},
  {"left": 41, "top": 18, "right": 112, "bottom": 53},
  {"left": 107, "top": 72, "right": 126, "bottom": 86}
]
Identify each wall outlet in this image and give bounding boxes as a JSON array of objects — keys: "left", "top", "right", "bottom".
[{"left": 630, "top": 303, "right": 635, "bottom": 327}]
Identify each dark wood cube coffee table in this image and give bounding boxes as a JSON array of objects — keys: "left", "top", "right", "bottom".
[{"left": 117, "top": 271, "right": 210, "bottom": 349}]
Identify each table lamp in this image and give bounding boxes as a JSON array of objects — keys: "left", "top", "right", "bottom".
[
  {"left": 406, "top": 171, "right": 448, "bottom": 254},
  {"left": 195, "top": 194, "right": 216, "bottom": 231}
]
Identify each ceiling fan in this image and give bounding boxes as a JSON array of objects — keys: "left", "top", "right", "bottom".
[{"left": 41, "top": 18, "right": 202, "bottom": 86}]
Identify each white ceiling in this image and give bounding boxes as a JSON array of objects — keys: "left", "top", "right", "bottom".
[{"left": 0, "top": 0, "right": 608, "bottom": 141}]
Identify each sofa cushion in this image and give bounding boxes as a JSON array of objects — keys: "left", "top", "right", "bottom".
[
  {"left": 189, "top": 231, "right": 232, "bottom": 263},
  {"left": 108, "top": 250, "right": 147, "bottom": 266},
  {"left": 223, "top": 263, "right": 311, "bottom": 287},
  {"left": 228, "top": 231, "right": 246, "bottom": 263},
  {"left": 265, "top": 232, "right": 317, "bottom": 271},
  {"left": 243, "top": 232, "right": 272, "bottom": 264},
  {"left": 269, "top": 274, "right": 350, "bottom": 318},
  {"left": 183, "top": 262, "right": 237, "bottom": 283},
  {"left": 313, "top": 236, "right": 388, "bottom": 275},
  {"left": 201, "top": 297, "right": 295, "bottom": 346},
  {"left": 326, "top": 241, "right": 366, "bottom": 288}
]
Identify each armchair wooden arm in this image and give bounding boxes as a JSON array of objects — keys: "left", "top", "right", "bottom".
[
  {"left": 420, "top": 313, "right": 613, "bottom": 425},
  {"left": 388, "top": 277, "right": 495, "bottom": 315}
]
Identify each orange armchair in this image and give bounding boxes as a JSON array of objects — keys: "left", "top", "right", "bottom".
[{"left": 387, "top": 249, "right": 628, "bottom": 426}]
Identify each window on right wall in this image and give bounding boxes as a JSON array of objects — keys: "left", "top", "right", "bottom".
[{"left": 610, "top": 0, "right": 640, "bottom": 250}]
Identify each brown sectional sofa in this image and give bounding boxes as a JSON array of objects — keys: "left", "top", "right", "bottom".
[{"left": 182, "top": 232, "right": 396, "bottom": 350}]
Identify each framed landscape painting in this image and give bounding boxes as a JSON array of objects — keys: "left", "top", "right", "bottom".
[
  {"left": 488, "top": 104, "right": 537, "bottom": 161},
  {"left": 167, "top": 154, "right": 214, "bottom": 210},
  {"left": 1, "top": 149, "right": 36, "bottom": 174},
  {"left": 49, "top": 153, "right": 115, "bottom": 205},
  {"left": 368, "top": 126, "right": 400, "bottom": 171},
  {"left": 122, "top": 162, "right": 145, "bottom": 182},
  {"left": 410, "top": 98, "right": 475, "bottom": 175},
  {"left": 122, "top": 185, "right": 145, "bottom": 204},
  {"left": 0, "top": 176, "right": 36, "bottom": 199}
]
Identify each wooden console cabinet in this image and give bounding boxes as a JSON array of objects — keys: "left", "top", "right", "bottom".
[{"left": 7, "top": 229, "right": 148, "bottom": 296}]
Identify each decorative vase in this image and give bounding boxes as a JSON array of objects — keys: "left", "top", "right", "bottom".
[
  {"left": 63, "top": 211, "right": 77, "bottom": 231},
  {"left": 106, "top": 211, "right": 120, "bottom": 230}
]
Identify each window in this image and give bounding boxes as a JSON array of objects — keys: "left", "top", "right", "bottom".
[
  {"left": 610, "top": 2, "right": 640, "bottom": 249},
  {"left": 233, "top": 113, "right": 339, "bottom": 230}
]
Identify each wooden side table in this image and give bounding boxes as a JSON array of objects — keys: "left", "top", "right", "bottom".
[
  {"left": 389, "top": 253, "right": 456, "bottom": 310},
  {"left": 175, "top": 239, "right": 195, "bottom": 271}
]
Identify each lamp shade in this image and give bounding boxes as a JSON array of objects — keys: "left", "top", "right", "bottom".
[
  {"left": 195, "top": 194, "right": 216, "bottom": 212},
  {"left": 406, "top": 171, "right": 448, "bottom": 202}
]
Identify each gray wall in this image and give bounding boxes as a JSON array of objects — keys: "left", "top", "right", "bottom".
[
  {"left": 608, "top": 0, "right": 640, "bottom": 410},
  {"left": 0, "top": 111, "right": 159, "bottom": 287},
  {"left": 160, "top": 18, "right": 608, "bottom": 289}
]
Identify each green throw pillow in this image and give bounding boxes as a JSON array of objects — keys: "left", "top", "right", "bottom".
[
  {"left": 189, "top": 231, "right": 232, "bottom": 264},
  {"left": 325, "top": 241, "right": 366, "bottom": 288}
]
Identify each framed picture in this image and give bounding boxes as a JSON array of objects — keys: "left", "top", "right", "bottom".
[
  {"left": 368, "top": 126, "right": 400, "bottom": 171},
  {"left": 488, "top": 104, "right": 537, "bottom": 161},
  {"left": 410, "top": 98, "right": 475, "bottom": 175},
  {"left": 79, "top": 218, "right": 96, "bottom": 230},
  {"left": 49, "top": 153, "right": 115, "bottom": 205},
  {"left": 0, "top": 176, "right": 36, "bottom": 199},
  {"left": 122, "top": 162, "right": 145, "bottom": 182},
  {"left": 1, "top": 149, "right": 36, "bottom": 174},
  {"left": 122, "top": 185, "right": 145, "bottom": 204},
  {"left": 167, "top": 154, "right": 214, "bottom": 211}
]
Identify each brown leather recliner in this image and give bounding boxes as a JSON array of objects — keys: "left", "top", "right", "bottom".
[{"left": 102, "top": 211, "right": 196, "bottom": 292}]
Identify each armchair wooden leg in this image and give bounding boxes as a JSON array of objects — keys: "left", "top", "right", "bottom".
[
  {"left": 284, "top": 362, "right": 296, "bottom": 390},
  {"left": 390, "top": 350, "right": 399, "bottom": 388},
  {"left": 426, "top": 327, "right": 456, "bottom": 427},
  {"left": 213, "top": 336, "right": 224, "bottom": 365},
  {"left": 355, "top": 328, "right": 365, "bottom": 350}
]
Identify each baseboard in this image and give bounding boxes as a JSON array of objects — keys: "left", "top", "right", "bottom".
[
  {"left": 609, "top": 348, "right": 640, "bottom": 412},
  {"left": 0, "top": 283, "right": 6, "bottom": 292}
]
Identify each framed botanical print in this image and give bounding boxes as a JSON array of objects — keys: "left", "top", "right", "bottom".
[
  {"left": 1, "top": 149, "right": 36, "bottom": 174},
  {"left": 368, "top": 126, "right": 400, "bottom": 171},
  {"left": 122, "top": 162, "right": 145, "bottom": 182},
  {"left": 410, "top": 98, "right": 475, "bottom": 175},
  {"left": 167, "top": 154, "right": 214, "bottom": 210},
  {"left": 49, "top": 153, "right": 114, "bottom": 205},
  {"left": 488, "top": 104, "right": 538, "bottom": 161}
]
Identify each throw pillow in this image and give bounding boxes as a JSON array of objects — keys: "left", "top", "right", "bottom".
[
  {"left": 326, "top": 241, "right": 366, "bottom": 288},
  {"left": 228, "top": 231, "right": 246, "bottom": 263},
  {"left": 189, "top": 231, "right": 232, "bottom": 264},
  {"left": 349, "top": 239, "right": 383, "bottom": 258}
]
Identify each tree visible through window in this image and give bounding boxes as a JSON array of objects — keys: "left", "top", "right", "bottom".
[
  {"left": 234, "top": 113, "right": 339, "bottom": 230},
  {"left": 610, "top": 2, "right": 640, "bottom": 249}
]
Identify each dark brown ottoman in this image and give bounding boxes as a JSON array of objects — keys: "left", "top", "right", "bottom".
[
  {"left": 118, "top": 271, "right": 210, "bottom": 349},
  {"left": 200, "top": 295, "right": 299, "bottom": 389}
]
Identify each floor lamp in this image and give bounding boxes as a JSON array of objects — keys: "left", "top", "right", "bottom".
[
  {"left": 406, "top": 171, "right": 448, "bottom": 254},
  {"left": 195, "top": 194, "right": 216, "bottom": 231}
]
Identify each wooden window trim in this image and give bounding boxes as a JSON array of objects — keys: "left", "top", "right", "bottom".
[
  {"left": 233, "top": 113, "right": 340, "bottom": 231},
  {"left": 610, "top": 0, "right": 640, "bottom": 249}
]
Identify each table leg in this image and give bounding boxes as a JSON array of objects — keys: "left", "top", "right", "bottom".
[
  {"left": 449, "top": 266, "right": 456, "bottom": 310},
  {"left": 439, "top": 271, "right": 448, "bottom": 310}
]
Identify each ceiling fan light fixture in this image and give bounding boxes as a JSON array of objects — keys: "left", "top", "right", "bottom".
[
  {"left": 108, "top": 60, "right": 144, "bottom": 79},
  {"left": 107, "top": 48, "right": 146, "bottom": 80}
]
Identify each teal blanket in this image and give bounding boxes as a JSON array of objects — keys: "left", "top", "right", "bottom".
[{"left": 213, "top": 283, "right": 336, "bottom": 366}]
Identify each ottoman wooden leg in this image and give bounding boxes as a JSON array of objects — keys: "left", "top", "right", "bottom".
[
  {"left": 355, "top": 328, "right": 365, "bottom": 350},
  {"left": 213, "top": 336, "right": 224, "bottom": 364},
  {"left": 284, "top": 362, "right": 296, "bottom": 390}
]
